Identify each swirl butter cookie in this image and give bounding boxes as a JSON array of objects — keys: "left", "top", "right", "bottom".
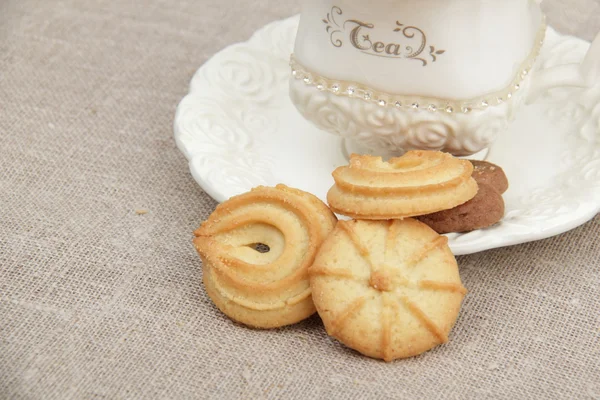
[
  {"left": 327, "top": 151, "right": 478, "bottom": 219},
  {"left": 309, "top": 219, "right": 467, "bottom": 361},
  {"left": 194, "top": 185, "right": 337, "bottom": 329}
]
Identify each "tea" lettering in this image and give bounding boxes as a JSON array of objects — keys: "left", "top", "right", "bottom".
[{"left": 348, "top": 21, "right": 403, "bottom": 57}]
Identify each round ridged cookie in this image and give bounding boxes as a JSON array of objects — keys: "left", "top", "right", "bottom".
[
  {"left": 327, "top": 151, "right": 478, "bottom": 219},
  {"left": 417, "top": 183, "right": 505, "bottom": 234},
  {"left": 194, "top": 184, "right": 337, "bottom": 329},
  {"left": 309, "top": 219, "right": 467, "bottom": 361}
]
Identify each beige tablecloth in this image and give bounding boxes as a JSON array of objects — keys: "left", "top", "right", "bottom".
[{"left": 1, "top": 1, "right": 599, "bottom": 398}]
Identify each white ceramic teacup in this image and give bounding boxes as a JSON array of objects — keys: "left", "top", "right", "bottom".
[{"left": 289, "top": 0, "right": 600, "bottom": 156}]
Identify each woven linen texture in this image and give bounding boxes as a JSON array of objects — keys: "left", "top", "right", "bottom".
[{"left": 1, "top": 0, "right": 599, "bottom": 398}]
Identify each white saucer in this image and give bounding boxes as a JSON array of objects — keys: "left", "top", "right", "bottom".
[{"left": 174, "top": 15, "right": 600, "bottom": 255}]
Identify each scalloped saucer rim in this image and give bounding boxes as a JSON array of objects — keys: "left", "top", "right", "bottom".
[{"left": 174, "top": 15, "right": 600, "bottom": 255}]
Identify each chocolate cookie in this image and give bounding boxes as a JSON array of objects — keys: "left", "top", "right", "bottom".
[
  {"left": 416, "top": 183, "right": 505, "bottom": 234},
  {"left": 470, "top": 160, "right": 509, "bottom": 194}
]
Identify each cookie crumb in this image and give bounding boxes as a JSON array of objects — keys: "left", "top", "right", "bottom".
[
  {"left": 570, "top": 298, "right": 580, "bottom": 305},
  {"left": 241, "top": 368, "right": 252, "bottom": 382},
  {"left": 264, "top": 384, "right": 275, "bottom": 393},
  {"left": 487, "top": 363, "right": 499, "bottom": 370},
  {"left": 135, "top": 209, "right": 148, "bottom": 215}
]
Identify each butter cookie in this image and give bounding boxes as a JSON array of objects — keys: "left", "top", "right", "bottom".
[
  {"left": 309, "top": 219, "right": 467, "bottom": 361},
  {"left": 327, "top": 151, "right": 478, "bottom": 219},
  {"left": 194, "top": 185, "right": 337, "bottom": 329}
]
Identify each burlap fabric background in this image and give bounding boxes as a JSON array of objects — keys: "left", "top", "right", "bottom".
[{"left": 1, "top": 1, "right": 599, "bottom": 398}]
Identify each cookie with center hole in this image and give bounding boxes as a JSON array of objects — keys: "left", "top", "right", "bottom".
[{"left": 194, "top": 184, "right": 337, "bottom": 329}]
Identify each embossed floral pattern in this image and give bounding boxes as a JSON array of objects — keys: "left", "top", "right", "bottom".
[
  {"left": 581, "top": 87, "right": 600, "bottom": 143},
  {"left": 460, "top": 116, "right": 508, "bottom": 156},
  {"left": 290, "top": 78, "right": 515, "bottom": 155},
  {"left": 196, "top": 47, "right": 288, "bottom": 105},
  {"left": 191, "top": 154, "right": 275, "bottom": 201},
  {"left": 405, "top": 121, "right": 454, "bottom": 151}
]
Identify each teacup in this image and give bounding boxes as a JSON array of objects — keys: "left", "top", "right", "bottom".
[{"left": 289, "top": 0, "right": 600, "bottom": 156}]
